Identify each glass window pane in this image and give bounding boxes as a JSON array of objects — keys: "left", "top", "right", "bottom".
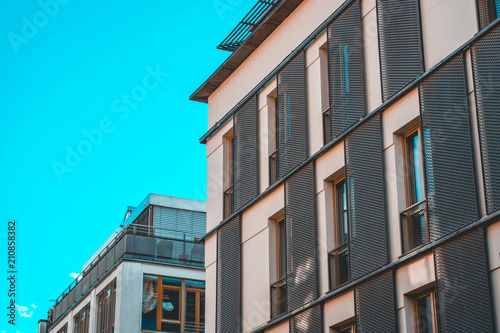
[
  {"left": 161, "top": 322, "right": 181, "bottom": 333},
  {"left": 413, "top": 133, "right": 424, "bottom": 202},
  {"left": 186, "top": 280, "right": 205, "bottom": 290},
  {"left": 162, "top": 276, "right": 182, "bottom": 287},
  {"left": 416, "top": 294, "right": 434, "bottom": 333},
  {"left": 141, "top": 275, "right": 158, "bottom": 330},
  {"left": 185, "top": 291, "right": 197, "bottom": 332},
  {"left": 162, "top": 288, "right": 180, "bottom": 321},
  {"left": 336, "top": 180, "right": 348, "bottom": 244},
  {"left": 200, "top": 292, "right": 205, "bottom": 325}
]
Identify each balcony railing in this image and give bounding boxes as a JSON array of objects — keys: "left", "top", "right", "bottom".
[
  {"left": 323, "top": 108, "right": 331, "bottom": 144},
  {"left": 400, "top": 199, "right": 429, "bottom": 255},
  {"left": 328, "top": 243, "right": 350, "bottom": 290},
  {"left": 269, "top": 150, "right": 278, "bottom": 185},
  {"left": 224, "top": 185, "right": 234, "bottom": 219},
  {"left": 270, "top": 277, "right": 287, "bottom": 319},
  {"left": 48, "top": 224, "right": 204, "bottom": 328}
]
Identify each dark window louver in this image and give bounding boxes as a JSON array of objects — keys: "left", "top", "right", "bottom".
[
  {"left": 277, "top": 51, "right": 308, "bottom": 178},
  {"left": 477, "top": 0, "right": 500, "bottom": 30},
  {"left": 434, "top": 227, "right": 494, "bottom": 332},
  {"left": 345, "top": 113, "right": 387, "bottom": 280},
  {"left": 471, "top": 24, "right": 500, "bottom": 215},
  {"left": 216, "top": 215, "right": 241, "bottom": 333},
  {"left": 327, "top": 0, "right": 365, "bottom": 140},
  {"left": 419, "top": 54, "right": 479, "bottom": 241},
  {"left": 354, "top": 270, "right": 396, "bottom": 333},
  {"left": 376, "top": 0, "right": 424, "bottom": 101},
  {"left": 285, "top": 162, "right": 317, "bottom": 312},
  {"left": 289, "top": 305, "right": 322, "bottom": 333},
  {"left": 233, "top": 95, "right": 259, "bottom": 211}
]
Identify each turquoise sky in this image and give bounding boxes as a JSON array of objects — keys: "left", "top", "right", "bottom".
[{"left": 0, "top": 0, "right": 254, "bottom": 331}]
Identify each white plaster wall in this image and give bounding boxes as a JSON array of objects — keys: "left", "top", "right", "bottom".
[
  {"left": 420, "top": 0, "right": 478, "bottom": 71},
  {"left": 323, "top": 290, "right": 355, "bottom": 330}
]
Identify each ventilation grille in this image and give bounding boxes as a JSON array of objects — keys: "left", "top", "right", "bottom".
[
  {"left": 327, "top": 0, "right": 365, "bottom": 139},
  {"left": 471, "top": 24, "right": 500, "bottom": 215},
  {"left": 419, "top": 54, "right": 479, "bottom": 241},
  {"left": 434, "top": 228, "right": 494, "bottom": 332},
  {"left": 345, "top": 114, "right": 387, "bottom": 280},
  {"left": 289, "top": 305, "right": 322, "bottom": 333},
  {"left": 285, "top": 162, "right": 317, "bottom": 312},
  {"left": 233, "top": 95, "right": 259, "bottom": 211},
  {"left": 277, "top": 51, "right": 308, "bottom": 178},
  {"left": 216, "top": 216, "right": 241, "bottom": 333},
  {"left": 376, "top": 0, "right": 424, "bottom": 101}
]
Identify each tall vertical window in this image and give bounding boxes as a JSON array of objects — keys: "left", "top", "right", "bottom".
[
  {"left": 142, "top": 275, "right": 205, "bottom": 332},
  {"left": 276, "top": 215, "right": 286, "bottom": 280},
  {"left": 271, "top": 215, "right": 287, "bottom": 318},
  {"left": 268, "top": 94, "right": 278, "bottom": 185},
  {"left": 223, "top": 134, "right": 234, "bottom": 218},
  {"left": 414, "top": 290, "right": 437, "bottom": 333},
  {"left": 73, "top": 303, "right": 90, "bottom": 333},
  {"left": 97, "top": 280, "right": 116, "bottom": 333},
  {"left": 405, "top": 130, "right": 424, "bottom": 206},
  {"left": 335, "top": 179, "right": 348, "bottom": 245}
]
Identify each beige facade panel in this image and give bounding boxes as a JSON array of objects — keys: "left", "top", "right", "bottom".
[{"left": 323, "top": 289, "right": 355, "bottom": 330}]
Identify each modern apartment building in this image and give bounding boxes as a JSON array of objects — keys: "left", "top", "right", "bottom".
[
  {"left": 39, "top": 194, "right": 206, "bottom": 333},
  {"left": 191, "top": 0, "right": 500, "bottom": 332}
]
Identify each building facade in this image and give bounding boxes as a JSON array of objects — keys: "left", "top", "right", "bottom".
[
  {"left": 39, "top": 194, "right": 206, "bottom": 333},
  {"left": 191, "top": 0, "right": 500, "bottom": 332}
]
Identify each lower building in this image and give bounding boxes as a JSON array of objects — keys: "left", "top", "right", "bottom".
[{"left": 39, "top": 194, "right": 206, "bottom": 333}]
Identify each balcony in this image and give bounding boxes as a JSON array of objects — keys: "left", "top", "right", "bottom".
[
  {"left": 270, "top": 277, "right": 287, "bottom": 319},
  {"left": 49, "top": 224, "right": 204, "bottom": 327},
  {"left": 400, "top": 199, "right": 429, "bottom": 254},
  {"left": 269, "top": 150, "right": 278, "bottom": 185},
  {"left": 328, "top": 243, "right": 350, "bottom": 290},
  {"left": 224, "top": 185, "right": 234, "bottom": 218}
]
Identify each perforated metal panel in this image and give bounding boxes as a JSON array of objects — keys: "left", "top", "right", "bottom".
[
  {"left": 152, "top": 206, "right": 206, "bottom": 240},
  {"left": 471, "top": 25, "right": 500, "bottom": 215},
  {"left": 376, "top": 0, "right": 424, "bottom": 101},
  {"left": 82, "top": 275, "right": 89, "bottom": 293},
  {"left": 477, "top": 0, "right": 500, "bottom": 29},
  {"left": 68, "top": 289, "right": 75, "bottom": 307},
  {"left": 89, "top": 266, "right": 97, "bottom": 287},
  {"left": 345, "top": 114, "right": 387, "bottom": 280},
  {"left": 216, "top": 215, "right": 241, "bottom": 333},
  {"left": 419, "top": 54, "right": 479, "bottom": 241},
  {"left": 74, "top": 282, "right": 82, "bottom": 303},
  {"left": 97, "top": 257, "right": 105, "bottom": 278},
  {"left": 289, "top": 305, "right": 322, "bottom": 333},
  {"left": 277, "top": 51, "right": 308, "bottom": 178},
  {"left": 355, "top": 270, "right": 396, "bottom": 333},
  {"left": 327, "top": 0, "right": 365, "bottom": 139},
  {"left": 105, "top": 247, "right": 115, "bottom": 270},
  {"left": 434, "top": 228, "right": 494, "bottom": 332},
  {"left": 285, "top": 162, "right": 317, "bottom": 312},
  {"left": 233, "top": 95, "right": 259, "bottom": 210}
]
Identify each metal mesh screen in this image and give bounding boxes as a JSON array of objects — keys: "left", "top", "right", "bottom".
[
  {"left": 289, "top": 305, "right": 322, "bottom": 333},
  {"left": 376, "top": 0, "right": 424, "bottom": 101},
  {"left": 471, "top": 24, "right": 500, "bottom": 215},
  {"left": 233, "top": 95, "right": 259, "bottom": 210},
  {"left": 327, "top": 0, "right": 365, "bottom": 139},
  {"left": 328, "top": 243, "right": 350, "bottom": 290},
  {"left": 216, "top": 215, "right": 241, "bottom": 333},
  {"left": 477, "top": 0, "right": 500, "bottom": 30},
  {"left": 434, "top": 228, "right": 494, "bottom": 332},
  {"left": 277, "top": 51, "right": 308, "bottom": 178},
  {"left": 400, "top": 200, "right": 429, "bottom": 254},
  {"left": 68, "top": 289, "right": 75, "bottom": 307},
  {"left": 271, "top": 278, "right": 287, "bottom": 319},
  {"left": 345, "top": 114, "right": 387, "bottom": 280},
  {"left": 285, "top": 162, "right": 317, "bottom": 312},
  {"left": 355, "top": 270, "right": 396, "bottom": 333},
  {"left": 419, "top": 54, "right": 479, "bottom": 241}
]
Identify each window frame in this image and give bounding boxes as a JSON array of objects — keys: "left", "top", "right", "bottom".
[
  {"left": 334, "top": 176, "right": 348, "bottom": 247},
  {"left": 56, "top": 323, "right": 68, "bottom": 333},
  {"left": 275, "top": 215, "right": 286, "bottom": 281},
  {"left": 96, "top": 279, "right": 116, "bottom": 333},
  {"left": 73, "top": 303, "right": 90, "bottom": 333},
  {"left": 403, "top": 126, "right": 425, "bottom": 207},
  {"left": 413, "top": 290, "right": 438, "bottom": 333}
]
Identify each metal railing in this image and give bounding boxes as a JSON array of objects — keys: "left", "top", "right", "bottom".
[
  {"left": 269, "top": 150, "right": 278, "bottom": 185},
  {"left": 224, "top": 185, "right": 234, "bottom": 219},
  {"left": 323, "top": 108, "right": 331, "bottom": 144},
  {"left": 270, "top": 277, "right": 287, "bottom": 319},
  {"left": 401, "top": 199, "right": 429, "bottom": 254},
  {"left": 48, "top": 223, "right": 204, "bottom": 328},
  {"left": 328, "top": 243, "right": 350, "bottom": 290}
]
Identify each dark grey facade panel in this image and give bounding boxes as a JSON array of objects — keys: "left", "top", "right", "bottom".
[
  {"left": 97, "top": 257, "right": 106, "bottom": 278},
  {"left": 419, "top": 54, "right": 479, "bottom": 241},
  {"left": 289, "top": 305, "right": 322, "bottom": 333},
  {"left": 285, "top": 162, "right": 317, "bottom": 312},
  {"left": 477, "top": 0, "right": 499, "bottom": 30},
  {"left": 327, "top": 0, "right": 365, "bottom": 139},
  {"left": 216, "top": 215, "right": 241, "bottom": 333},
  {"left": 277, "top": 51, "right": 308, "bottom": 178},
  {"left": 376, "top": 0, "right": 424, "bottom": 101},
  {"left": 354, "top": 270, "right": 396, "bottom": 333},
  {"left": 67, "top": 289, "right": 75, "bottom": 308},
  {"left": 345, "top": 113, "right": 387, "bottom": 280},
  {"left": 74, "top": 282, "right": 82, "bottom": 303},
  {"left": 153, "top": 206, "right": 206, "bottom": 240},
  {"left": 471, "top": 24, "right": 500, "bottom": 215},
  {"left": 434, "top": 228, "right": 494, "bottom": 332},
  {"left": 233, "top": 95, "right": 259, "bottom": 210},
  {"left": 81, "top": 275, "right": 89, "bottom": 294}
]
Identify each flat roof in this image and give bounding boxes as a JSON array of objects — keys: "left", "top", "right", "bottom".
[{"left": 190, "top": 0, "right": 303, "bottom": 103}]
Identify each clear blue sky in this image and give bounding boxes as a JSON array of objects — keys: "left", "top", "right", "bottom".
[{"left": 0, "top": 0, "right": 253, "bottom": 331}]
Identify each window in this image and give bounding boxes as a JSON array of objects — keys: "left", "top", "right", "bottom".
[
  {"left": 56, "top": 324, "right": 68, "bottom": 333},
  {"left": 414, "top": 290, "right": 437, "bottom": 333},
  {"left": 268, "top": 92, "right": 278, "bottom": 185},
  {"left": 142, "top": 275, "right": 205, "bottom": 333},
  {"left": 73, "top": 303, "right": 90, "bottom": 333},
  {"left": 329, "top": 177, "right": 350, "bottom": 289},
  {"left": 97, "top": 280, "right": 116, "bottom": 333},
  {"left": 276, "top": 215, "right": 286, "bottom": 280},
  {"left": 338, "top": 323, "right": 354, "bottom": 333},
  {"left": 271, "top": 215, "right": 287, "bottom": 318},
  {"left": 223, "top": 134, "right": 234, "bottom": 218},
  {"left": 401, "top": 127, "right": 428, "bottom": 253}
]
